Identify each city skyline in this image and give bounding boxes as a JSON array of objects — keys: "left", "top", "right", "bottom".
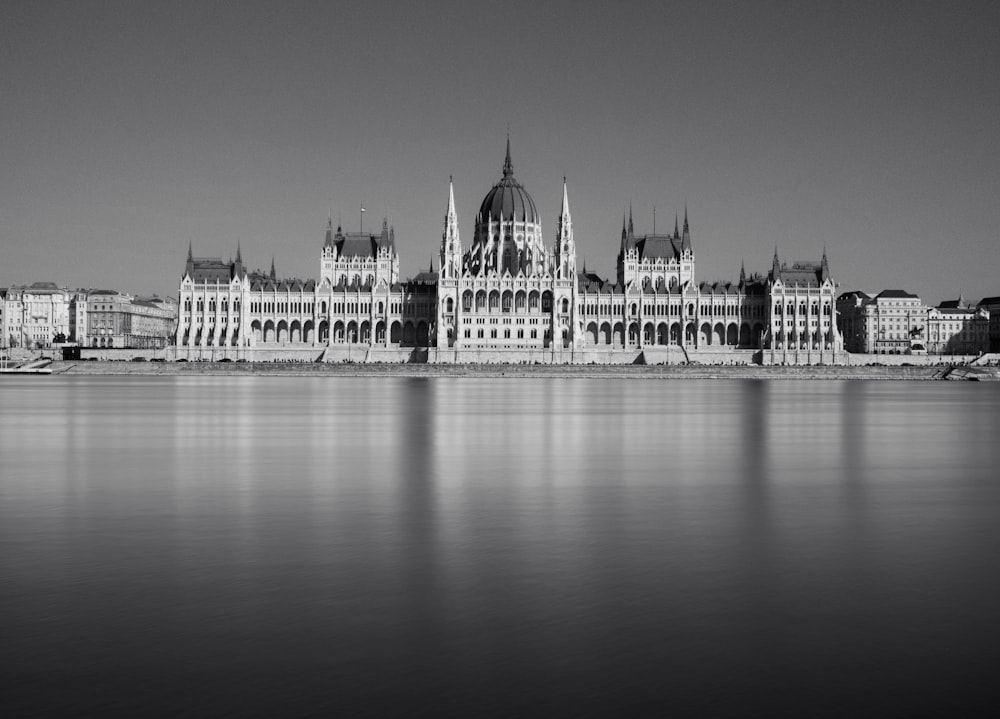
[{"left": 2, "top": 1, "right": 997, "bottom": 304}]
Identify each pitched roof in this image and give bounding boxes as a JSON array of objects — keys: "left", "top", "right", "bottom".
[
  {"left": 635, "top": 234, "right": 683, "bottom": 261},
  {"left": 876, "top": 289, "right": 919, "bottom": 299},
  {"left": 773, "top": 261, "right": 826, "bottom": 287},
  {"left": 937, "top": 298, "right": 966, "bottom": 309},
  {"left": 577, "top": 270, "right": 611, "bottom": 292},
  {"left": 188, "top": 257, "right": 238, "bottom": 283},
  {"left": 410, "top": 269, "right": 439, "bottom": 285},
  {"left": 337, "top": 233, "right": 379, "bottom": 259}
]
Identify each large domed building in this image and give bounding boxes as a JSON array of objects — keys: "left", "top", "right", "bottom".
[
  {"left": 175, "top": 136, "right": 843, "bottom": 364},
  {"left": 436, "top": 137, "right": 579, "bottom": 351}
]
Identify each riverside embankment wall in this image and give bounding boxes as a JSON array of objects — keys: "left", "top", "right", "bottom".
[{"left": 66, "top": 345, "right": 981, "bottom": 367}]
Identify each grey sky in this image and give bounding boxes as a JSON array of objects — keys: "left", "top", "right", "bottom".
[{"left": 2, "top": 0, "right": 997, "bottom": 304}]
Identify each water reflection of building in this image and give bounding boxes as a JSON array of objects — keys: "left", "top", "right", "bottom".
[{"left": 176, "top": 139, "right": 842, "bottom": 364}]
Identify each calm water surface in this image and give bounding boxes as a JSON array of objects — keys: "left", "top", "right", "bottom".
[{"left": 2, "top": 377, "right": 999, "bottom": 717}]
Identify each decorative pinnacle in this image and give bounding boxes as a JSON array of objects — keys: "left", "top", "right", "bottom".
[{"left": 503, "top": 134, "right": 513, "bottom": 177}]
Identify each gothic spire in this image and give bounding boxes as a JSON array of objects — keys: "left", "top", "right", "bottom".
[
  {"left": 235, "top": 242, "right": 242, "bottom": 265},
  {"left": 628, "top": 203, "right": 634, "bottom": 237},
  {"left": 187, "top": 240, "right": 193, "bottom": 262},
  {"left": 270, "top": 256, "right": 276, "bottom": 281},
  {"left": 674, "top": 212, "right": 679, "bottom": 239},
  {"left": 503, "top": 134, "right": 513, "bottom": 178}
]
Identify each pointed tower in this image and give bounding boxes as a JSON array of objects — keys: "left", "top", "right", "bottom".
[
  {"left": 185, "top": 240, "right": 194, "bottom": 278},
  {"left": 269, "top": 257, "right": 276, "bottom": 281},
  {"left": 436, "top": 177, "right": 462, "bottom": 350},
  {"left": 553, "top": 177, "right": 579, "bottom": 348},
  {"left": 503, "top": 133, "right": 513, "bottom": 178},
  {"left": 771, "top": 246, "right": 781, "bottom": 280},
  {"left": 674, "top": 212, "right": 679, "bottom": 240},
  {"left": 555, "top": 178, "right": 577, "bottom": 280},
  {"left": 618, "top": 203, "right": 639, "bottom": 286},
  {"left": 320, "top": 212, "right": 338, "bottom": 284},
  {"left": 440, "top": 177, "right": 462, "bottom": 280},
  {"left": 739, "top": 259, "right": 747, "bottom": 288},
  {"left": 820, "top": 246, "right": 830, "bottom": 283},
  {"left": 682, "top": 206, "right": 692, "bottom": 253},
  {"left": 234, "top": 242, "right": 244, "bottom": 278}
]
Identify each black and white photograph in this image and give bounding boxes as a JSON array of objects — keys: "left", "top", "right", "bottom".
[{"left": 2, "top": 1, "right": 999, "bottom": 716}]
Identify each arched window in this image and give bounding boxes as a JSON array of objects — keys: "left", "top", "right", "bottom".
[
  {"left": 446, "top": 297, "right": 454, "bottom": 313},
  {"left": 561, "top": 298, "right": 569, "bottom": 313}
]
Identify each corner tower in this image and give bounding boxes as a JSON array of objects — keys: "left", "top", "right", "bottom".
[{"left": 436, "top": 178, "right": 461, "bottom": 347}]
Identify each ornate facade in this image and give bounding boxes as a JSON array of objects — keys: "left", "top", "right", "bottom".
[{"left": 176, "top": 140, "right": 843, "bottom": 363}]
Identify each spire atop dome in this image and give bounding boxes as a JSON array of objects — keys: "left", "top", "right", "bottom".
[
  {"left": 503, "top": 134, "right": 513, "bottom": 178},
  {"left": 478, "top": 136, "right": 537, "bottom": 224}
]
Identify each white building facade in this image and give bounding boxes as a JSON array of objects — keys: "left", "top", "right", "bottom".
[{"left": 176, "top": 140, "right": 842, "bottom": 364}]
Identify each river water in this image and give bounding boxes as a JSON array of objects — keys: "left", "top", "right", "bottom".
[{"left": 2, "top": 376, "right": 999, "bottom": 717}]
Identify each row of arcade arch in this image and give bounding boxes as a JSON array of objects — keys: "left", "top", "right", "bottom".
[
  {"left": 459, "top": 289, "right": 563, "bottom": 313},
  {"left": 583, "top": 321, "right": 767, "bottom": 348},
  {"left": 245, "top": 319, "right": 432, "bottom": 347}
]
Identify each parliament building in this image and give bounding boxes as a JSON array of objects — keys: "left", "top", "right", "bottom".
[{"left": 176, "top": 140, "right": 843, "bottom": 364}]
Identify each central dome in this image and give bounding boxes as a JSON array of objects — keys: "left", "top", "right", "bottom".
[{"left": 478, "top": 138, "right": 538, "bottom": 224}]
